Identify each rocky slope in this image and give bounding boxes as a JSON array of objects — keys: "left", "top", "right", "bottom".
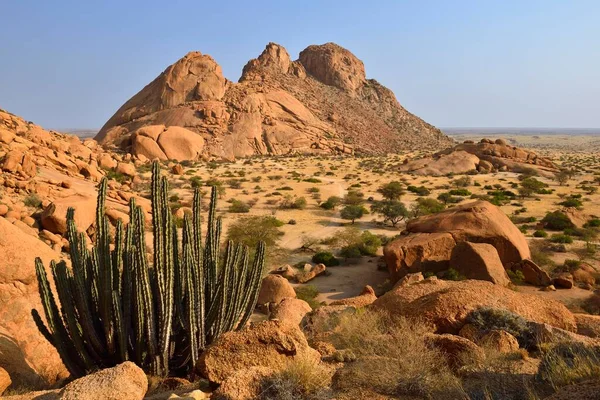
[
  {"left": 398, "top": 138, "right": 558, "bottom": 177},
  {"left": 96, "top": 42, "right": 453, "bottom": 160}
]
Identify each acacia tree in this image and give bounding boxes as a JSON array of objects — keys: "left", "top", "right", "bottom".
[
  {"left": 377, "top": 181, "right": 405, "bottom": 201},
  {"left": 371, "top": 200, "right": 409, "bottom": 227},
  {"left": 340, "top": 205, "right": 366, "bottom": 224}
]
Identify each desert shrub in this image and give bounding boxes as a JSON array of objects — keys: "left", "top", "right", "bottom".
[
  {"left": 228, "top": 199, "right": 251, "bottom": 213},
  {"left": 533, "top": 230, "right": 548, "bottom": 238},
  {"left": 443, "top": 268, "right": 465, "bottom": 281},
  {"left": 542, "top": 211, "right": 574, "bottom": 231},
  {"left": 452, "top": 176, "right": 472, "bottom": 187},
  {"left": 339, "top": 230, "right": 382, "bottom": 258},
  {"left": 227, "top": 216, "right": 284, "bottom": 268},
  {"left": 437, "top": 192, "right": 462, "bottom": 204},
  {"left": 410, "top": 197, "right": 445, "bottom": 217},
  {"left": 322, "top": 310, "right": 462, "bottom": 398},
  {"left": 320, "top": 196, "right": 341, "bottom": 210},
  {"left": 24, "top": 193, "right": 42, "bottom": 208},
  {"left": 295, "top": 285, "right": 322, "bottom": 310},
  {"left": 343, "top": 190, "right": 365, "bottom": 205},
  {"left": 227, "top": 179, "right": 242, "bottom": 189},
  {"left": 448, "top": 188, "right": 471, "bottom": 196},
  {"left": 507, "top": 269, "right": 525, "bottom": 284},
  {"left": 582, "top": 292, "right": 600, "bottom": 315},
  {"left": 259, "top": 356, "right": 332, "bottom": 400},
  {"left": 550, "top": 234, "right": 573, "bottom": 244},
  {"left": 584, "top": 218, "right": 600, "bottom": 228},
  {"left": 537, "top": 342, "right": 600, "bottom": 389},
  {"left": 559, "top": 197, "right": 583, "bottom": 208},
  {"left": 407, "top": 185, "right": 430, "bottom": 196},
  {"left": 288, "top": 219, "right": 297, "bottom": 225},
  {"left": 303, "top": 177, "right": 321, "bottom": 183},
  {"left": 105, "top": 169, "right": 127, "bottom": 183},
  {"left": 280, "top": 195, "right": 307, "bottom": 210},
  {"left": 189, "top": 176, "right": 203, "bottom": 188},
  {"left": 377, "top": 181, "right": 405, "bottom": 200},
  {"left": 312, "top": 251, "right": 340, "bottom": 267},
  {"left": 467, "top": 307, "right": 534, "bottom": 349}
]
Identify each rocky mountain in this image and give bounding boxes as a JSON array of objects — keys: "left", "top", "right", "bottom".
[{"left": 95, "top": 42, "right": 453, "bottom": 160}]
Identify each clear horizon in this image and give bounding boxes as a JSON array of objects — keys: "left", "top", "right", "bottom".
[{"left": 1, "top": 0, "right": 599, "bottom": 130}]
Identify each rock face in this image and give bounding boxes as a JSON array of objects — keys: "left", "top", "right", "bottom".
[
  {"left": 372, "top": 279, "right": 576, "bottom": 334},
  {"left": 212, "top": 366, "right": 274, "bottom": 400},
  {"left": 269, "top": 298, "right": 312, "bottom": 326},
  {"left": 197, "top": 320, "right": 320, "bottom": 384},
  {"left": 449, "top": 242, "right": 511, "bottom": 286},
  {"left": 96, "top": 42, "right": 452, "bottom": 160},
  {"left": 399, "top": 139, "right": 557, "bottom": 177},
  {"left": 0, "top": 217, "right": 68, "bottom": 387},
  {"left": 0, "top": 367, "right": 11, "bottom": 396},
  {"left": 384, "top": 201, "right": 531, "bottom": 281},
  {"left": 330, "top": 285, "right": 378, "bottom": 307},
  {"left": 58, "top": 362, "right": 148, "bottom": 400}
]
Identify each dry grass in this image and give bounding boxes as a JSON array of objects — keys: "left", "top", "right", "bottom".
[
  {"left": 258, "top": 356, "right": 333, "bottom": 400},
  {"left": 316, "top": 309, "right": 465, "bottom": 399},
  {"left": 537, "top": 342, "right": 600, "bottom": 389}
]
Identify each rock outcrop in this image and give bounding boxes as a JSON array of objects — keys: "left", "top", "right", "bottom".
[
  {"left": 257, "top": 275, "right": 296, "bottom": 305},
  {"left": 0, "top": 217, "right": 68, "bottom": 387},
  {"left": 449, "top": 242, "right": 511, "bottom": 286},
  {"left": 197, "top": 320, "right": 320, "bottom": 384},
  {"left": 384, "top": 201, "right": 531, "bottom": 281},
  {"left": 96, "top": 42, "right": 452, "bottom": 160},
  {"left": 399, "top": 138, "right": 557, "bottom": 177},
  {"left": 372, "top": 279, "right": 576, "bottom": 334}
]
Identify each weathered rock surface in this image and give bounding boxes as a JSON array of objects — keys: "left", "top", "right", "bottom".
[
  {"left": 575, "top": 313, "right": 600, "bottom": 338},
  {"left": 384, "top": 201, "right": 530, "bottom": 281},
  {"left": 269, "top": 297, "right": 312, "bottom": 326},
  {"left": 58, "top": 362, "right": 147, "bottom": 400},
  {"left": 399, "top": 139, "right": 557, "bottom": 177},
  {"left": 424, "top": 333, "right": 484, "bottom": 370},
  {"left": 371, "top": 279, "right": 576, "bottom": 334},
  {"left": 211, "top": 366, "right": 274, "bottom": 400},
  {"left": 330, "top": 285, "right": 377, "bottom": 307},
  {"left": 0, "top": 217, "right": 68, "bottom": 387},
  {"left": 197, "top": 320, "right": 320, "bottom": 383},
  {"left": 96, "top": 42, "right": 452, "bottom": 160},
  {"left": 449, "top": 242, "right": 511, "bottom": 286},
  {"left": 257, "top": 275, "right": 296, "bottom": 305},
  {"left": 40, "top": 195, "right": 97, "bottom": 235},
  {"left": 0, "top": 366, "right": 11, "bottom": 396},
  {"left": 478, "top": 329, "right": 520, "bottom": 353}
]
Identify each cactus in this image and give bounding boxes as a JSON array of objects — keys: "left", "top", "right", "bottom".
[{"left": 32, "top": 161, "right": 265, "bottom": 378}]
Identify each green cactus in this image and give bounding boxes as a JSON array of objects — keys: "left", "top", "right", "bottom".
[{"left": 32, "top": 161, "right": 265, "bottom": 378}]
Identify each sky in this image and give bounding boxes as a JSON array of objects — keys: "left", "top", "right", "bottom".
[{"left": 0, "top": 0, "right": 598, "bottom": 130}]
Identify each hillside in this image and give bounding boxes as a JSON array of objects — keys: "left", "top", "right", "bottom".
[{"left": 96, "top": 42, "right": 453, "bottom": 160}]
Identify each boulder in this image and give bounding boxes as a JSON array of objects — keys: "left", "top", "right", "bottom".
[
  {"left": 197, "top": 320, "right": 320, "bottom": 383},
  {"left": 156, "top": 126, "right": 205, "bottom": 161},
  {"left": 58, "top": 362, "right": 147, "bottom": 400},
  {"left": 257, "top": 275, "right": 296, "bottom": 305},
  {"left": 0, "top": 218, "right": 68, "bottom": 387},
  {"left": 478, "top": 329, "right": 520, "bottom": 353},
  {"left": 115, "top": 162, "right": 136, "bottom": 177},
  {"left": 295, "top": 263, "right": 326, "bottom": 283},
  {"left": 384, "top": 232, "right": 456, "bottom": 281},
  {"left": 395, "top": 272, "right": 424, "bottom": 288},
  {"left": 98, "top": 153, "right": 117, "bottom": 169},
  {"left": 211, "top": 366, "right": 274, "bottom": 400},
  {"left": 509, "top": 259, "right": 552, "bottom": 286},
  {"left": 575, "top": 313, "right": 600, "bottom": 338},
  {"left": 553, "top": 273, "right": 574, "bottom": 289},
  {"left": 132, "top": 132, "right": 168, "bottom": 161},
  {"left": 270, "top": 265, "right": 296, "bottom": 280},
  {"left": 424, "top": 333, "right": 484, "bottom": 370},
  {"left": 385, "top": 201, "right": 530, "bottom": 281},
  {"left": 330, "top": 285, "right": 377, "bottom": 307},
  {"left": 269, "top": 297, "right": 312, "bottom": 326},
  {"left": 372, "top": 279, "right": 576, "bottom": 334},
  {"left": 449, "top": 242, "right": 511, "bottom": 286},
  {"left": 40, "top": 195, "right": 96, "bottom": 234},
  {"left": 398, "top": 150, "right": 480, "bottom": 176}
]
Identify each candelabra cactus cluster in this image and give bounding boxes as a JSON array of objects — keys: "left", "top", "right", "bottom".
[{"left": 32, "top": 162, "right": 265, "bottom": 378}]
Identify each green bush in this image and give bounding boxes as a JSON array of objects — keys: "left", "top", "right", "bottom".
[
  {"left": 537, "top": 342, "right": 600, "bottom": 388},
  {"left": 533, "top": 230, "right": 548, "bottom": 238},
  {"left": 550, "top": 234, "right": 573, "bottom": 244},
  {"left": 448, "top": 189, "right": 471, "bottom": 196},
  {"left": 467, "top": 307, "right": 534, "bottom": 349},
  {"left": 228, "top": 199, "right": 251, "bottom": 213},
  {"left": 542, "top": 211, "right": 574, "bottom": 231},
  {"left": 312, "top": 251, "right": 340, "bottom": 267},
  {"left": 24, "top": 193, "right": 42, "bottom": 208}
]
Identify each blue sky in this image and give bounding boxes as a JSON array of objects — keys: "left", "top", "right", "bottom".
[{"left": 0, "top": 0, "right": 598, "bottom": 130}]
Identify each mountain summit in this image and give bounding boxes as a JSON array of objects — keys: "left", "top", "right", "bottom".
[{"left": 96, "top": 42, "right": 452, "bottom": 160}]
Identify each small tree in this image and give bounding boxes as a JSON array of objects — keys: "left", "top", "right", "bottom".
[
  {"left": 377, "top": 181, "right": 405, "bottom": 201},
  {"left": 411, "top": 198, "right": 445, "bottom": 217},
  {"left": 371, "top": 200, "right": 409, "bottom": 227},
  {"left": 344, "top": 190, "right": 365, "bottom": 205},
  {"left": 555, "top": 170, "right": 570, "bottom": 186},
  {"left": 341, "top": 205, "right": 366, "bottom": 224},
  {"left": 320, "top": 196, "right": 342, "bottom": 210}
]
